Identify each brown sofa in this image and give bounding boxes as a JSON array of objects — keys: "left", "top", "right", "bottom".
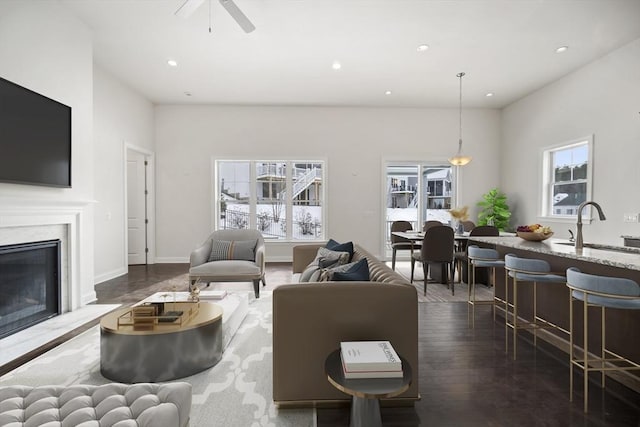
[{"left": 273, "top": 243, "right": 419, "bottom": 407}]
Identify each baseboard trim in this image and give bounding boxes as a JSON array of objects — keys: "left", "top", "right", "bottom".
[
  {"left": 156, "top": 256, "right": 293, "bottom": 263},
  {"left": 94, "top": 267, "right": 128, "bottom": 285},
  {"left": 155, "top": 257, "right": 189, "bottom": 263}
]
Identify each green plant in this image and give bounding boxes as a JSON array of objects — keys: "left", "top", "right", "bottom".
[{"left": 477, "top": 188, "right": 511, "bottom": 231}]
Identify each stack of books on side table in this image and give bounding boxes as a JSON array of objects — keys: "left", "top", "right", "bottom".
[{"left": 340, "top": 341, "right": 403, "bottom": 379}]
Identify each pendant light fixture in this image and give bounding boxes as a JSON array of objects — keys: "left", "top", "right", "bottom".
[{"left": 448, "top": 72, "right": 472, "bottom": 166}]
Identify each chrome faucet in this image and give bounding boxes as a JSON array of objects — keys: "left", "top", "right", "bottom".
[{"left": 575, "top": 201, "right": 606, "bottom": 250}]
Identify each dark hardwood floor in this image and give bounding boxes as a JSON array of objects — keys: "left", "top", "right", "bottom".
[
  {"left": 5, "top": 264, "right": 640, "bottom": 425},
  {"left": 318, "top": 302, "right": 640, "bottom": 426}
]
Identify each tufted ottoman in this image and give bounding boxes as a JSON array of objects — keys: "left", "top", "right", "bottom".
[{"left": 0, "top": 382, "right": 191, "bottom": 427}]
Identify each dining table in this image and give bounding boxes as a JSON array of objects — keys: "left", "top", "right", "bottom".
[
  {"left": 390, "top": 230, "right": 467, "bottom": 283},
  {"left": 390, "top": 230, "right": 515, "bottom": 283}
]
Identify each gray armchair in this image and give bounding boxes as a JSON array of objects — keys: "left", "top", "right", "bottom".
[{"left": 189, "top": 229, "right": 266, "bottom": 298}]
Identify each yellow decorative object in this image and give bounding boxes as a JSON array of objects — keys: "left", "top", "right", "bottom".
[{"left": 449, "top": 206, "right": 469, "bottom": 221}]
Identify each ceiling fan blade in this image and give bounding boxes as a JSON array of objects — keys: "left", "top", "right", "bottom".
[
  {"left": 219, "top": 0, "right": 256, "bottom": 33},
  {"left": 175, "top": 0, "right": 206, "bottom": 18}
]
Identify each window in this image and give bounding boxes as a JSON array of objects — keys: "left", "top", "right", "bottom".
[
  {"left": 541, "top": 137, "right": 592, "bottom": 218},
  {"left": 215, "top": 160, "right": 324, "bottom": 241}
]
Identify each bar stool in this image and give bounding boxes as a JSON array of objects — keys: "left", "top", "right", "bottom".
[
  {"left": 504, "top": 254, "right": 567, "bottom": 359},
  {"left": 466, "top": 245, "right": 504, "bottom": 328},
  {"left": 566, "top": 267, "right": 640, "bottom": 413}
]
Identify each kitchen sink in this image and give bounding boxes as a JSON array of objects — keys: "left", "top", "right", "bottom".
[{"left": 555, "top": 241, "right": 640, "bottom": 254}]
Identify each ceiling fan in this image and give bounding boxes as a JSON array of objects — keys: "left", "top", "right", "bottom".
[{"left": 175, "top": 0, "right": 256, "bottom": 33}]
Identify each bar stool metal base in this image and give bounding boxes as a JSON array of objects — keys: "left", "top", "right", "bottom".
[{"left": 566, "top": 268, "right": 640, "bottom": 413}]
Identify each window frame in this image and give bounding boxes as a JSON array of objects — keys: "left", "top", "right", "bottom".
[
  {"left": 213, "top": 159, "right": 326, "bottom": 242},
  {"left": 540, "top": 135, "right": 593, "bottom": 221},
  {"left": 382, "top": 159, "right": 460, "bottom": 256}
]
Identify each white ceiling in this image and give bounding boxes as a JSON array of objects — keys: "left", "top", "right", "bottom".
[{"left": 60, "top": 0, "right": 640, "bottom": 108}]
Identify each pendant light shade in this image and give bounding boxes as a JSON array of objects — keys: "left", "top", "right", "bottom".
[{"left": 448, "top": 72, "right": 472, "bottom": 166}]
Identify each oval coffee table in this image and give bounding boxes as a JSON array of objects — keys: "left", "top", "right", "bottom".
[
  {"left": 325, "top": 348, "right": 412, "bottom": 427},
  {"left": 100, "top": 301, "right": 223, "bottom": 382}
]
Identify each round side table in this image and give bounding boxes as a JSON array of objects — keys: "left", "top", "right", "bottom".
[{"left": 324, "top": 349, "right": 412, "bottom": 427}]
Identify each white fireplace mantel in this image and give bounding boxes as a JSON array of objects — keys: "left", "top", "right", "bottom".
[{"left": 0, "top": 197, "right": 97, "bottom": 312}]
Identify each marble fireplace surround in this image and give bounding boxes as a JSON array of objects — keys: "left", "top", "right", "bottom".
[
  {"left": 0, "top": 199, "right": 119, "bottom": 368},
  {"left": 0, "top": 199, "right": 95, "bottom": 314}
]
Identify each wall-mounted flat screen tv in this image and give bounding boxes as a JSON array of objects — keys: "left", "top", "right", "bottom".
[{"left": 0, "top": 76, "right": 71, "bottom": 188}]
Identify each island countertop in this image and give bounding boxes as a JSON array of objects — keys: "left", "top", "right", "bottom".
[{"left": 468, "top": 236, "right": 640, "bottom": 271}]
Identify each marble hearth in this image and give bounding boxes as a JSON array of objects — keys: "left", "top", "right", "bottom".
[{"left": 0, "top": 199, "right": 108, "bottom": 368}]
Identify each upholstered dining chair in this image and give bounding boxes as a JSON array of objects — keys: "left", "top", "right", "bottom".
[
  {"left": 390, "top": 220, "right": 420, "bottom": 271},
  {"left": 422, "top": 220, "right": 443, "bottom": 231},
  {"left": 189, "top": 229, "right": 266, "bottom": 298},
  {"left": 461, "top": 220, "right": 476, "bottom": 232},
  {"left": 411, "top": 225, "right": 455, "bottom": 296},
  {"left": 454, "top": 225, "right": 499, "bottom": 283}
]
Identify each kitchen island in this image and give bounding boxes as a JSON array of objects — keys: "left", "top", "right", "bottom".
[{"left": 468, "top": 236, "right": 640, "bottom": 392}]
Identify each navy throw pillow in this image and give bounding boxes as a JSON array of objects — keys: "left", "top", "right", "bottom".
[
  {"left": 333, "top": 258, "right": 370, "bottom": 281},
  {"left": 325, "top": 239, "right": 354, "bottom": 261}
]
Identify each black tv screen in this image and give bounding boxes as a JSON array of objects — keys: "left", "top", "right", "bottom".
[{"left": 0, "top": 77, "right": 71, "bottom": 188}]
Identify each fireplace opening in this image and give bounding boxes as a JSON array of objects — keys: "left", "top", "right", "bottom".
[{"left": 0, "top": 240, "right": 61, "bottom": 339}]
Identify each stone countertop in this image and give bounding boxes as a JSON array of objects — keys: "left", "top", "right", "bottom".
[{"left": 468, "top": 236, "right": 640, "bottom": 271}]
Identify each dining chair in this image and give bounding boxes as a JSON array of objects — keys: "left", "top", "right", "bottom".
[
  {"left": 390, "top": 220, "right": 420, "bottom": 271},
  {"left": 422, "top": 220, "right": 442, "bottom": 231},
  {"left": 411, "top": 225, "right": 455, "bottom": 296},
  {"left": 461, "top": 220, "right": 476, "bottom": 232},
  {"left": 454, "top": 225, "right": 499, "bottom": 283}
]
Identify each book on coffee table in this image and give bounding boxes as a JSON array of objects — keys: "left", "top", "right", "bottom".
[{"left": 340, "top": 340, "right": 403, "bottom": 379}]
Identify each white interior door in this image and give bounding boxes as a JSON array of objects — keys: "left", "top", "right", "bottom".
[{"left": 127, "top": 149, "right": 147, "bottom": 265}]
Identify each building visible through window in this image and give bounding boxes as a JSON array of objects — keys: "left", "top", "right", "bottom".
[
  {"left": 216, "top": 160, "right": 324, "bottom": 241},
  {"left": 542, "top": 137, "right": 592, "bottom": 218}
]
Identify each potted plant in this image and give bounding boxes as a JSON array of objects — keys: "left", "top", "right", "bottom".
[{"left": 477, "top": 188, "right": 511, "bottom": 231}]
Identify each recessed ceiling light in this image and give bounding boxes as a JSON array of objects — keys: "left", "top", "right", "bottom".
[
  {"left": 385, "top": 90, "right": 392, "bottom": 95},
  {"left": 485, "top": 92, "right": 494, "bottom": 97},
  {"left": 417, "top": 44, "right": 429, "bottom": 52},
  {"left": 555, "top": 46, "right": 568, "bottom": 53},
  {"left": 332, "top": 61, "right": 342, "bottom": 70},
  {"left": 167, "top": 59, "right": 178, "bottom": 67}
]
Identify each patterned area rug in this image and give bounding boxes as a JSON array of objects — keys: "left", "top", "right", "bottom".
[
  {"left": 0, "top": 293, "right": 314, "bottom": 427},
  {"left": 160, "top": 262, "right": 495, "bottom": 304}
]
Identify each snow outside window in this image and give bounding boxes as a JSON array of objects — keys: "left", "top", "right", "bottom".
[
  {"left": 541, "top": 137, "right": 592, "bottom": 219},
  {"left": 215, "top": 160, "right": 324, "bottom": 241}
]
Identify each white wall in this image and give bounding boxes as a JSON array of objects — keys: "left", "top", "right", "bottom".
[
  {"left": 501, "top": 38, "right": 640, "bottom": 245},
  {"left": 155, "top": 106, "right": 501, "bottom": 261},
  {"left": 93, "top": 66, "right": 155, "bottom": 283},
  {"left": 0, "top": 1, "right": 96, "bottom": 304}
]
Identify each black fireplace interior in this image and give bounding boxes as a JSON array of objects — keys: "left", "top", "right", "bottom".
[{"left": 0, "top": 240, "right": 61, "bottom": 339}]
